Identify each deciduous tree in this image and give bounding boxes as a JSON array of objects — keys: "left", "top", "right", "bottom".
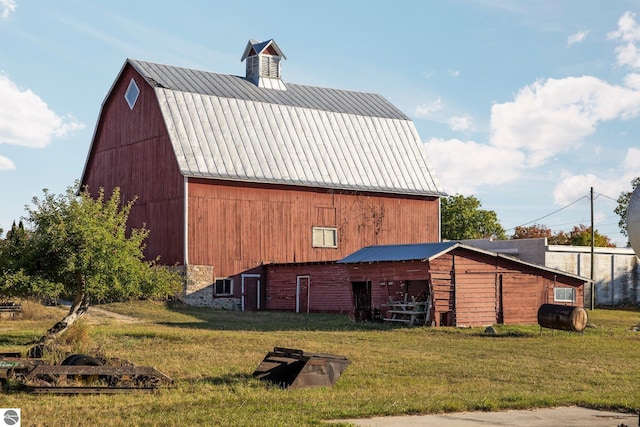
[
  {"left": 0, "top": 184, "right": 182, "bottom": 356},
  {"left": 511, "top": 224, "right": 552, "bottom": 240},
  {"left": 441, "top": 194, "right": 506, "bottom": 240},
  {"left": 614, "top": 177, "right": 640, "bottom": 238}
]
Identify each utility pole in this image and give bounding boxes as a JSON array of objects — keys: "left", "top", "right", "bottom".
[{"left": 590, "top": 187, "right": 595, "bottom": 310}]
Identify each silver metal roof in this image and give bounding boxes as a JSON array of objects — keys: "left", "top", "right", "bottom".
[{"left": 127, "top": 59, "right": 444, "bottom": 196}]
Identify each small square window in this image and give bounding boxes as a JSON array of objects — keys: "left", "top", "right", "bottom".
[
  {"left": 312, "top": 227, "right": 338, "bottom": 248},
  {"left": 215, "top": 278, "right": 233, "bottom": 296},
  {"left": 554, "top": 287, "right": 575, "bottom": 303},
  {"left": 124, "top": 78, "right": 140, "bottom": 110}
]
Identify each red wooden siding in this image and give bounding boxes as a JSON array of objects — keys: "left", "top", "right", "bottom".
[
  {"left": 264, "top": 248, "right": 587, "bottom": 325},
  {"left": 188, "top": 179, "right": 439, "bottom": 278},
  {"left": 427, "top": 256, "right": 455, "bottom": 326},
  {"left": 265, "top": 263, "right": 352, "bottom": 313},
  {"left": 500, "top": 273, "right": 546, "bottom": 324},
  {"left": 82, "top": 65, "right": 184, "bottom": 265},
  {"left": 452, "top": 251, "right": 499, "bottom": 327},
  {"left": 427, "top": 249, "right": 586, "bottom": 327}
]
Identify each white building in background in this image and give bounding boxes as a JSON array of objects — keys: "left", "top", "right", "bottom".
[{"left": 461, "top": 238, "right": 640, "bottom": 308}]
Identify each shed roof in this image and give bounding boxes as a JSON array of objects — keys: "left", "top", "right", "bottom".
[
  {"left": 118, "top": 59, "right": 444, "bottom": 197},
  {"left": 338, "top": 242, "right": 591, "bottom": 283}
]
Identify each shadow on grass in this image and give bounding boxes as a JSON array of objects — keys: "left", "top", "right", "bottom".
[
  {"left": 197, "top": 372, "right": 254, "bottom": 386},
  {"left": 158, "top": 301, "right": 403, "bottom": 332},
  {"left": 471, "top": 331, "right": 537, "bottom": 338},
  {"left": 0, "top": 334, "right": 37, "bottom": 347}
]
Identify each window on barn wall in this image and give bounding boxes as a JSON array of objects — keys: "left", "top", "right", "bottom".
[
  {"left": 554, "top": 287, "right": 575, "bottom": 303},
  {"left": 312, "top": 227, "right": 338, "bottom": 248},
  {"left": 215, "top": 278, "right": 233, "bottom": 296},
  {"left": 124, "top": 78, "right": 140, "bottom": 110}
]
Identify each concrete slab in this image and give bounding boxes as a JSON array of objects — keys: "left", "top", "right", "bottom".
[{"left": 337, "top": 407, "right": 638, "bottom": 427}]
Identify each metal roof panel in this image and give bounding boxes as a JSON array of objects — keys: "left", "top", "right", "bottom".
[
  {"left": 338, "top": 242, "right": 459, "bottom": 263},
  {"left": 133, "top": 58, "right": 444, "bottom": 196}
]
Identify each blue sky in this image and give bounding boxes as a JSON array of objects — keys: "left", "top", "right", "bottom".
[{"left": 1, "top": 0, "right": 640, "bottom": 246}]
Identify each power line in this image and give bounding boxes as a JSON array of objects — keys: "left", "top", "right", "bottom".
[
  {"left": 594, "top": 192, "right": 619, "bottom": 203},
  {"left": 504, "top": 195, "right": 589, "bottom": 232}
]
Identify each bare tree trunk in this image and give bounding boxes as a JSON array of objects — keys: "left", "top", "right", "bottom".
[{"left": 27, "top": 275, "right": 90, "bottom": 358}]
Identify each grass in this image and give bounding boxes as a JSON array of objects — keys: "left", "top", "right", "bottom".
[{"left": 1, "top": 301, "right": 640, "bottom": 426}]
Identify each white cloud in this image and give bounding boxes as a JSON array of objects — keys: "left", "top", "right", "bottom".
[
  {"left": 609, "top": 12, "right": 640, "bottom": 69},
  {"left": 449, "top": 115, "right": 476, "bottom": 132},
  {"left": 490, "top": 76, "right": 640, "bottom": 167},
  {"left": 624, "top": 73, "right": 640, "bottom": 89},
  {"left": 424, "top": 137, "right": 524, "bottom": 194},
  {"left": 449, "top": 70, "right": 460, "bottom": 77},
  {"left": 0, "top": 0, "right": 15, "bottom": 19},
  {"left": 622, "top": 146, "right": 640, "bottom": 171},
  {"left": 415, "top": 97, "right": 444, "bottom": 118},
  {"left": 553, "top": 147, "right": 640, "bottom": 205},
  {"left": 0, "top": 155, "right": 15, "bottom": 170},
  {"left": 608, "top": 11, "right": 640, "bottom": 42},
  {"left": 567, "top": 30, "right": 589, "bottom": 47},
  {"left": 0, "top": 73, "right": 84, "bottom": 150}
]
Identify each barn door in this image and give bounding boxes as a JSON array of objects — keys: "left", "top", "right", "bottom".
[
  {"left": 242, "top": 274, "right": 261, "bottom": 311},
  {"left": 496, "top": 274, "right": 504, "bottom": 324},
  {"left": 351, "top": 281, "right": 372, "bottom": 321},
  {"left": 296, "top": 276, "right": 310, "bottom": 313}
]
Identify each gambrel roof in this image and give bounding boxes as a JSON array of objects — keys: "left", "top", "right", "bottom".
[{"left": 97, "top": 57, "right": 445, "bottom": 197}]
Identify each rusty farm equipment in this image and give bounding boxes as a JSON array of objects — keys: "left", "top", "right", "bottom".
[
  {"left": 253, "top": 347, "right": 350, "bottom": 389},
  {"left": 0, "top": 352, "right": 173, "bottom": 394}
]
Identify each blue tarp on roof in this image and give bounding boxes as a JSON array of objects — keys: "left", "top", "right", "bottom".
[{"left": 337, "top": 242, "right": 459, "bottom": 263}]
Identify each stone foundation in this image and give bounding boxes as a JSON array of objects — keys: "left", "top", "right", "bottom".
[{"left": 177, "top": 264, "right": 241, "bottom": 309}]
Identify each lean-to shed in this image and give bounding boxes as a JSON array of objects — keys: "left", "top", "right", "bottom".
[
  {"left": 80, "top": 39, "right": 445, "bottom": 308},
  {"left": 265, "top": 242, "right": 589, "bottom": 326}
]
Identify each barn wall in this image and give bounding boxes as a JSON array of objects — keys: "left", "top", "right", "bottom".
[
  {"left": 82, "top": 64, "right": 185, "bottom": 265},
  {"left": 500, "top": 274, "right": 546, "bottom": 325},
  {"left": 265, "top": 263, "right": 352, "bottom": 313},
  {"left": 498, "top": 258, "right": 585, "bottom": 325},
  {"left": 187, "top": 179, "right": 440, "bottom": 277}
]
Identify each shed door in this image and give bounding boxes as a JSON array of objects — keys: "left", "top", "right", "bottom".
[
  {"left": 242, "top": 275, "right": 261, "bottom": 311},
  {"left": 454, "top": 272, "right": 497, "bottom": 327},
  {"left": 351, "top": 281, "right": 372, "bottom": 321},
  {"left": 296, "top": 276, "right": 310, "bottom": 313}
]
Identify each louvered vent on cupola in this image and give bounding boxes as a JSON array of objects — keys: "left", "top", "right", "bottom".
[{"left": 241, "top": 39, "right": 287, "bottom": 91}]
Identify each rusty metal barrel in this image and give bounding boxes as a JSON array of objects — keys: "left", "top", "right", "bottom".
[
  {"left": 253, "top": 347, "right": 350, "bottom": 389},
  {"left": 537, "top": 304, "right": 588, "bottom": 332}
]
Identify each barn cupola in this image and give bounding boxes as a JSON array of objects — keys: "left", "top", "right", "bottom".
[{"left": 241, "top": 39, "right": 287, "bottom": 90}]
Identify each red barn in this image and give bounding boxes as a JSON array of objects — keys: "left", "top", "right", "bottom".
[
  {"left": 80, "top": 39, "right": 445, "bottom": 307},
  {"left": 265, "top": 242, "right": 589, "bottom": 327}
]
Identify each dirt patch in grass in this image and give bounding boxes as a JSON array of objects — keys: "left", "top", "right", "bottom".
[{"left": 83, "top": 306, "right": 142, "bottom": 324}]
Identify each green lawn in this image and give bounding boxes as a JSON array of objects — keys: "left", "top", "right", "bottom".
[{"left": 1, "top": 301, "right": 639, "bottom": 427}]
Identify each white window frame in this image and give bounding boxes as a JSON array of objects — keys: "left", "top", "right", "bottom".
[
  {"left": 124, "top": 78, "right": 140, "bottom": 110},
  {"left": 554, "top": 287, "right": 576, "bottom": 303},
  {"left": 214, "top": 278, "right": 233, "bottom": 296},
  {"left": 312, "top": 227, "right": 338, "bottom": 248}
]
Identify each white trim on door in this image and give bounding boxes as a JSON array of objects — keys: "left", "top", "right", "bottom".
[{"left": 241, "top": 274, "right": 261, "bottom": 312}]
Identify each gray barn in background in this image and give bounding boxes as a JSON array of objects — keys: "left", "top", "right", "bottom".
[{"left": 461, "top": 238, "right": 640, "bottom": 307}]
